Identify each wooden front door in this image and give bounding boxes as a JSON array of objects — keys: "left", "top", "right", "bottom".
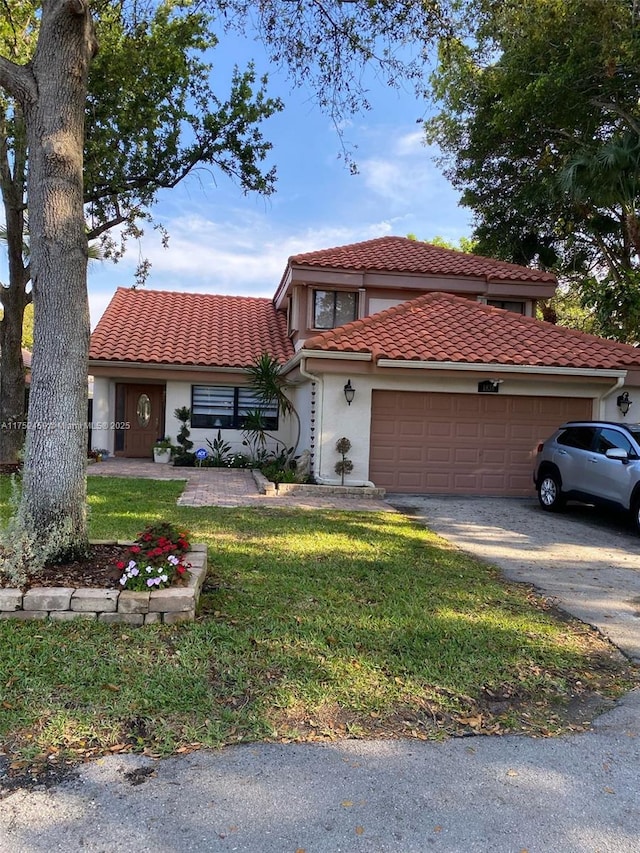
[{"left": 121, "top": 384, "right": 165, "bottom": 458}]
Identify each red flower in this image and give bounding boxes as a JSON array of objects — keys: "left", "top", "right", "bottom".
[
  {"left": 177, "top": 565, "right": 186, "bottom": 574},
  {"left": 130, "top": 545, "right": 141, "bottom": 554},
  {"left": 116, "top": 561, "right": 126, "bottom": 569}
]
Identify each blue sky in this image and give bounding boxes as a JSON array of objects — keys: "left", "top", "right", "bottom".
[{"left": 88, "top": 29, "right": 472, "bottom": 327}]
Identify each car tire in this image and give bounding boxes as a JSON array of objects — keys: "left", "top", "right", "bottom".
[
  {"left": 631, "top": 498, "right": 640, "bottom": 535},
  {"left": 537, "top": 473, "right": 564, "bottom": 511}
]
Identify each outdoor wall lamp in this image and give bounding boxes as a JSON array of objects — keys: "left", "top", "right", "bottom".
[
  {"left": 343, "top": 379, "right": 355, "bottom": 406},
  {"left": 617, "top": 391, "right": 633, "bottom": 417}
]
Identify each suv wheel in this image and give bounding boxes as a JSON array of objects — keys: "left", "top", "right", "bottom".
[
  {"left": 632, "top": 498, "right": 640, "bottom": 535},
  {"left": 537, "top": 473, "right": 564, "bottom": 511}
]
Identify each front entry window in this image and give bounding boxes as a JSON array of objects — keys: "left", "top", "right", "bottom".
[{"left": 136, "top": 393, "right": 151, "bottom": 427}]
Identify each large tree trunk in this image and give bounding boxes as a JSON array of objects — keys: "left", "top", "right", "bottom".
[
  {"left": 0, "top": 110, "right": 29, "bottom": 465},
  {"left": 0, "top": 291, "right": 28, "bottom": 465},
  {"left": 0, "top": 0, "right": 97, "bottom": 558}
]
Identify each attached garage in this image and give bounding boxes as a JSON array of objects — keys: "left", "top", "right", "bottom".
[{"left": 369, "top": 390, "right": 593, "bottom": 496}]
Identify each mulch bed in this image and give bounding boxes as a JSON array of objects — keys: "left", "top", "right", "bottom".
[
  {"left": 0, "top": 544, "right": 129, "bottom": 590},
  {"left": 0, "top": 463, "right": 21, "bottom": 476}
]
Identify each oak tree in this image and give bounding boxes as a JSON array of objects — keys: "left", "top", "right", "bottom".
[{"left": 0, "top": 0, "right": 449, "bottom": 564}]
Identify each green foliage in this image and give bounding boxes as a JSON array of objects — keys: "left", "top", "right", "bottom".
[
  {"left": 153, "top": 437, "right": 174, "bottom": 451},
  {"left": 0, "top": 302, "right": 32, "bottom": 350},
  {"left": 172, "top": 407, "right": 195, "bottom": 466},
  {"left": 335, "top": 436, "right": 353, "bottom": 485},
  {"left": 413, "top": 234, "right": 477, "bottom": 253},
  {"left": 245, "top": 353, "right": 300, "bottom": 455},
  {"left": 206, "top": 429, "right": 232, "bottom": 467},
  {"left": 427, "top": 0, "right": 640, "bottom": 342},
  {"left": 85, "top": 1, "right": 283, "bottom": 271},
  {"left": 260, "top": 459, "right": 297, "bottom": 483}
]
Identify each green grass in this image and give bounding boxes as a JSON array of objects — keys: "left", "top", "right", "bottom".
[{"left": 0, "top": 474, "right": 638, "bottom": 770}]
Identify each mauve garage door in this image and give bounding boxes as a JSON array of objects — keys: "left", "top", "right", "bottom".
[{"left": 369, "top": 391, "right": 593, "bottom": 495}]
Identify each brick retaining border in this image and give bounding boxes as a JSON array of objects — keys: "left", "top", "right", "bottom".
[
  {"left": 0, "top": 543, "right": 207, "bottom": 625},
  {"left": 251, "top": 470, "right": 385, "bottom": 499}
]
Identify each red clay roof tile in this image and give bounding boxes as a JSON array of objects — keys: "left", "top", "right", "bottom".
[
  {"left": 89, "top": 288, "right": 294, "bottom": 367},
  {"left": 304, "top": 292, "right": 640, "bottom": 370},
  {"left": 288, "top": 236, "right": 557, "bottom": 283}
]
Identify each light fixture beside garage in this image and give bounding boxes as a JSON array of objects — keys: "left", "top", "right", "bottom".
[
  {"left": 344, "top": 379, "right": 355, "bottom": 406},
  {"left": 478, "top": 379, "right": 503, "bottom": 393},
  {"left": 617, "top": 391, "right": 633, "bottom": 416}
]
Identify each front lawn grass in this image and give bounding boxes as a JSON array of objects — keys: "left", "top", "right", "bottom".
[{"left": 0, "top": 474, "right": 638, "bottom": 773}]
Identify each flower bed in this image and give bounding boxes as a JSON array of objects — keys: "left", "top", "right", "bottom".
[
  {"left": 0, "top": 543, "right": 206, "bottom": 625},
  {"left": 0, "top": 521, "right": 207, "bottom": 625}
]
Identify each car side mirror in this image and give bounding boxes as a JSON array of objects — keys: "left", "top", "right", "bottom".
[{"left": 605, "top": 448, "right": 629, "bottom": 461}]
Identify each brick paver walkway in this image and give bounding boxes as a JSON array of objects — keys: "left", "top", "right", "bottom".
[{"left": 88, "top": 458, "right": 393, "bottom": 511}]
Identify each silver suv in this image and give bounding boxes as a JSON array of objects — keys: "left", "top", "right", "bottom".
[{"left": 533, "top": 421, "right": 640, "bottom": 532}]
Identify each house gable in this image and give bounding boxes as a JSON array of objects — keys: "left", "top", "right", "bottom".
[{"left": 274, "top": 236, "right": 558, "bottom": 349}]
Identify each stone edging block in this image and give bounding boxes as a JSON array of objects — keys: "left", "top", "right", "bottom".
[{"left": 0, "top": 545, "right": 207, "bottom": 625}]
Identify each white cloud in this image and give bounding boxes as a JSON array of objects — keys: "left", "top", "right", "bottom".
[{"left": 87, "top": 212, "right": 401, "bottom": 326}]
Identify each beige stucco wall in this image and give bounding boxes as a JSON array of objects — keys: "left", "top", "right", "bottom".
[
  {"left": 305, "top": 367, "right": 640, "bottom": 486},
  {"left": 91, "top": 368, "right": 640, "bottom": 479}
]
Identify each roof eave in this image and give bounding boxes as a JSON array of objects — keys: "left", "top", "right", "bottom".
[{"left": 376, "top": 359, "right": 628, "bottom": 378}]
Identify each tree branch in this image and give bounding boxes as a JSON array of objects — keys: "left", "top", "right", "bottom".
[
  {"left": 0, "top": 57, "right": 37, "bottom": 107},
  {"left": 86, "top": 214, "right": 129, "bottom": 241}
]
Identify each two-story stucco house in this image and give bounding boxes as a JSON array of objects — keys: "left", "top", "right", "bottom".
[{"left": 89, "top": 236, "right": 640, "bottom": 496}]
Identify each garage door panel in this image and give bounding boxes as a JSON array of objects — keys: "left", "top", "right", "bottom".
[
  {"left": 483, "top": 449, "right": 507, "bottom": 464},
  {"left": 455, "top": 423, "right": 480, "bottom": 438},
  {"left": 370, "top": 390, "right": 592, "bottom": 496},
  {"left": 399, "top": 421, "right": 428, "bottom": 438},
  {"left": 482, "top": 423, "right": 508, "bottom": 440},
  {"left": 398, "top": 447, "right": 424, "bottom": 462},
  {"left": 396, "top": 472, "right": 424, "bottom": 488},
  {"left": 428, "top": 422, "right": 454, "bottom": 437},
  {"left": 453, "top": 448, "right": 479, "bottom": 464},
  {"left": 427, "top": 448, "right": 451, "bottom": 463}
]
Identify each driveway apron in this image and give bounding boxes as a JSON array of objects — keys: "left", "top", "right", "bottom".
[{"left": 387, "top": 495, "right": 640, "bottom": 664}]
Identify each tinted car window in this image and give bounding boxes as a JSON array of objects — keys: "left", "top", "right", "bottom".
[
  {"left": 595, "top": 428, "right": 635, "bottom": 456},
  {"left": 626, "top": 426, "right": 640, "bottom": 444},
  {"left": 557, "top": 426, "right": 596, "bottom": 450}
]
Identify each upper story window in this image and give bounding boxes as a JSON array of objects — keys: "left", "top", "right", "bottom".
[
  {"left": 313, "top": 290, "right": 357, "bottom": 329},
  {"left": 191, "top": 385, "right": 278, "bottom": 430},
  {"left": 486, "top": 299, "right": 526, "bottom": 315}
]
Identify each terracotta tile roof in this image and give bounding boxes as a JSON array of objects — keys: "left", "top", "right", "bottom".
[
  {"left": 304, "top": 292, "right": 640, "bottom": 370},
  {"left": 90, "top": 288, "right": 294, "bottom": 367},
  {"left": 288, "top": 236, "right": 557, "bottom": 283}
]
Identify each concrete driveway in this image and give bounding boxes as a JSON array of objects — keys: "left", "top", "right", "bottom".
[{"left": 387, "top": 494, "right": 640, "bottom": 664}]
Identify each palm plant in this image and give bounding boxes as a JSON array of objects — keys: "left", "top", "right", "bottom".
[{"left": 245, "top": 353, "right": 301, "bottom": 455}]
